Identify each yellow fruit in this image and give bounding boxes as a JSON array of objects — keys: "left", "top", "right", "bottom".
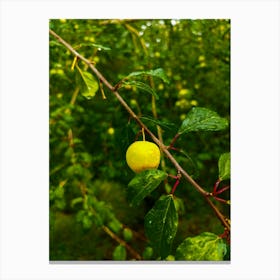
[
  {"left": 130, "top": 99, "right": 137, "bottom": 106},
  {"left": 180, "top": 114, "right": 187, "bottom": 121},
  {"left": 198, "top": 55, "right": 205, "bottom": 62},
  {"left": 126, "top": 141, "right": 160, "bottom": 173},
  {"left": 199, "top": 62, "right": 207, "bottom": 68},
  {"left": 178, "top": 88, "right": 190, "bottom": 98},
  {"left": 93, "top": 56, "right": 100, "bottom": 63},
  {"left": 190, "top": 100, "right": 198, "bottom": 106},
  {"left": 154, "top": 51, "right": 161, "bottom": 58},
  {"left": 107, "top": 127, "right": 115, "bottom": 135}
]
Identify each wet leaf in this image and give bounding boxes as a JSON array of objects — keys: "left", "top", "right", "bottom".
[
  {"left": 127, "top": 170, "right": 168, "bottom": 207},
  {"left": 144, "top": 195, "right": 178, "bottom": 259},
  {"left": 140, "top": 116, "right": 177, "bottom": 132},
  {"left": 175, "top": 232, "right": 227, "bottom": 261},
  {"left": 127, "top": 68, "right": 170, "bottom": 84},
  {"left": 121, "top": 80, "right": 159, "bottom": 99},
  {"left": 178, "top": 107, "right": 228, "bottom": 134}
]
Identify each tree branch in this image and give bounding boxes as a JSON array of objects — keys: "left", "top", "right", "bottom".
[
  {"left": 49, "top": 29, "right": 230, "bottom": 232},
  {"left": 102, "top": 225, "right": 142, "bottom": 260}
]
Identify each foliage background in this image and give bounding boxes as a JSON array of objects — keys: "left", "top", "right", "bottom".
[{"left": 49, "top": 19, "right": 230, "bottom": 260}]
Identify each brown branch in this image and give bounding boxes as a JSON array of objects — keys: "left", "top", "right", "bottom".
[
  {"left": 102, "top": 225, "right": 142, "bottom": 260},
  {"left": 49, "top": 29, "right": 230, "bottom": 232}
]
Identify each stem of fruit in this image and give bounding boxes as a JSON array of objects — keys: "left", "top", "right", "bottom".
[
  {"left": 142, "top": 127, "right": 145, "bottom": 141},
  {"left": 49, "top": 29, "right": 230, "bottom": 233}
]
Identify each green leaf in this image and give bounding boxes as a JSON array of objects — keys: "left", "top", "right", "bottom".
[
  {"left": 50, "top": 40, "right": 64, "bottom": 47},
  {"left": 218, "top": 153, "right": 230, "bottom": 181},
  {"left": 178, "top": 107, "right": 228, "bottom": 134},
  {"left": 82, "top": 213, "right": 93, "bottom": 229},
  {"left": 91, "top": 43, "right": 111, "bottom": 51},
  {"left": 76, "top": 210, "right": 86, "bottom": 223},
  {"left": 144, "top": 195, "right": 178, "bottom": 259},
  {"left": 112, "top": 245, "right": 127, "bottom": 260},
  {"left": 173, "top": 196, "right": 185, "bottom": 214},
  {"left": 140, "top": 116, "right": 177, "bottom": 132},
  {"left": 76, "top": 65, "right": 99, "bottom": 99},
  {"left": 54, "top": 186, "right": 64, "bottom": 198},
  {"left": 127, "top": 68, "right": 170, "bottom": 84},
  {"left": 175, "top": 232, "right": 227, "bottom": 261},
  {"left": 127, "top": 170, "right": 168, "bottom": 207},
  {"left": 75, "top": 43, "right": 111, "bottom": 50},
  {"left": 70, "top": 197, "right": 83, "bottom": 208},
  {"left": 121, "top": 80, "right": 159, "bottom": 100}
]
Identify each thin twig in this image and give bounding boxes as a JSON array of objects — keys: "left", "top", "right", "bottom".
[
  {"left": 168, "top": 133, "right": 180, "bottom": 149},
  {"left": 49, "top": 29, "right": 230, "bottom": 232},
  {"left": 102, "top": 225, "right": 142, "bottom": 260}
]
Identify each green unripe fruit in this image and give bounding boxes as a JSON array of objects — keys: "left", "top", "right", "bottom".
[
  {"left": 123, "top": 228, "right": 133, "bottom": 242},
  {"left": 112, "top": 245, "right": 126, "bottom": 260},
  {"left": 166, "top": 255, "right": 175, "bottom": 261},
  {"left": 143, "top": 246, "right": 153, "bottom": 260}
]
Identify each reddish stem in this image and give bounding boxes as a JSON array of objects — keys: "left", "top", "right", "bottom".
[
  {"left": 169, "top": 171, "right": 181, "bottom": 194},
  {"left": 168, "top": 174, "right": 178, "bottom": 180},
  {"left": 213, "top": 196, "right": 229, "bottom": 204},
  {"left": 171, "top": 179, "right": 180, "bottom": 195},
  {"left": 168, "top": 133, "right": 180, "bottom": 149},
  {"left": 169, "top": 146, "right": 180, "bottom": 152},
  {"left": 219, "top": 228, "right": 230, "bottom": 244},
  {"left": 213, "top": 179, "right": 221, "bottom": 194},
  {"left": 215, "top": 185, "right": 230, "bottom": 195}
]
